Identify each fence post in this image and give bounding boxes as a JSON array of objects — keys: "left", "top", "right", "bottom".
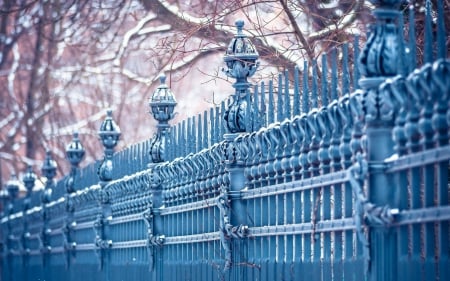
[
  {"left": 145, "top": 73, "right": 177, "bottom": 276},
  {"left": 220, "top": 20, "right": 259, "bottom": 279},
  {"left": 97, "top": 110, "right": 121, "bottom": 279},
  {"left": 41, "top": 151, "right": 57, "bottom": 281},
  {"left": 358, "top": 0, "right": 403, "bottom": 280},
  {"left": 22, "top": 165, "right": 36, "bottom": 278},
  {"left": 144, "top": 164, "right": 165, "bottom": 279},
  {"left": 64, "top": 133, "right": 85, "bottom": 270}
]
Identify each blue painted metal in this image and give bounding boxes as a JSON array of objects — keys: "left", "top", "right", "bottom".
[
  {"left": 1, "top": 2, "right": 449, "bottom": 280},
  {"left": 223, "top": 20, "right": 259, "bottom": 133},
  {"left": 148, "top": 74, "right": 177, "bottom": 163},
  {"left": 65, "top": 132, "right": 85, "bottom": 194}
]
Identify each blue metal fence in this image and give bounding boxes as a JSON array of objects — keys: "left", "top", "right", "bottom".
[{"left": 1, "top": 1, "right": 449, "bottom": 280}]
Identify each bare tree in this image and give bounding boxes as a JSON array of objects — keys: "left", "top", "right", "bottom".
[{"left": 1, "top": 0, "right": 375, "bottom": 186}]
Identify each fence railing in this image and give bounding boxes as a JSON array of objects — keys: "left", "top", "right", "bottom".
[{"left": 1, "top": 1, "right": 449, "bottom": 281}]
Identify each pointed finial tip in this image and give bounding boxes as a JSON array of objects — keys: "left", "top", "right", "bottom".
[
  {"left": 159, "top": 74, "right": 166, "bottom": 84},
  {"left": 235, "top": 20, "right": 244, "bottom": 33},
  {"left": 73, "top": 131, "right": 79, "bottom": 138},
  {"left": 106, "top": 109, "right": 112, "bottom": 116}
]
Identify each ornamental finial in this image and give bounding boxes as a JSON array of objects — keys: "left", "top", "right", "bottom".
[
  {"left": 235, "top": 20, "right": 244, "bottom": 35},
  {"left": 148, "top": 73, "right": 177, "bottom": 164},
  {"left": 222, "top": 19, "right": 259, "bottom": 133},
  {"left": 159, "top": 74, "right": 166, "bottom": 85}
]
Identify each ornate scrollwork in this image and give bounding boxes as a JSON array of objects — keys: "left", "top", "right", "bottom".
[
  {"left": 348, "top": 153, "right": 399, "bottom": 274},
  {"left": 142, "top": 204, "right": 165, "bottom": 272},
  {"left": 216, "top": 184, "right": 248, "bottom": 272}
]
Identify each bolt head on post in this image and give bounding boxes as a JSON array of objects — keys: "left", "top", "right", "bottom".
[
  {"left": 98, "top": 109, "right": 121, "bottom": 152},
  {"left": 66, "top": 132, "right": 85, "bottom": 167}
]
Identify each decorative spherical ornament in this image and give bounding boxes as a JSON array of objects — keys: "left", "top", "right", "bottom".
[
  {"left": 223, "top": 20, "right": 259, "bottom": 82},
  {"left": 41, "top": 150, "right": 57, "bottom": 181},
  {"left": 6, "top": 174, "right": 21, "bottom": 200},
  {"left": 149, "top": 74, "right": 177, "bottom": 124},
  {"left": 98, "top": 110, "right": 121, "bottom": 151},
  {"left": 66, "top": 132, "right": 85, "bottom": 167},
  {"left": 22, "top": 165, "right": 36, "bottom": 194}
]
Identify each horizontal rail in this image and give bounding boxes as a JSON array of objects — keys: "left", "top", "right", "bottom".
[
  {"left": 111, "top": 240, "right": 146, "bottom": 249},
  {"left": 164, "top": 231, "right": 220, "bottom": 245},
  {"left": 109, "top": 213, "right": 142, "bottom": 225},
  {"left": 75, "top": 243, "right": 96, "bottom": 251},
  {"left": 249, "top": 217, "right": 356, "bottom": 237},
  {"left": 385, "top": 145, "right": 450, "bottom": 173},
  {"left": 160, "top": 198, "right": 217, "bottom": 216},
  {"left": 394, "top": 205, "right": 450, "bottom": 226},
  {"left": 241, "top": 170, "right": 349, "bottom": 200},
  {"left": 73, "top": 221, "right": 94, "bottom": 230}
]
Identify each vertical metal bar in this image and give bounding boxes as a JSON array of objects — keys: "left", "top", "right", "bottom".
[
  {"left": 213, "top": 107, "right": 219, "bottom": 145},
  {"left": 408, "top": 4, "right": 417, "bottom": 73},
  {"left": 302, "top": 61, "right": 309, "bottom": 114},
  {"left": 293, "top": 66, "right": 300, "bottom": 116},
  {"left": 253, "top": 84, "right": 260, "bottom": 131},
  {"left": 420, "top": 96, "right": 436, "bottom": 279},
  {"left": 311, "top": 61, "right": 318, "bottom": 109},
  {"left": 277, "top": 73, "right": 284, "bottom": 122},
  {"left": 424, "top": 0, "right": 433, "bottom": 64},
  {"left": 220, "top": 101, "right": 226, "bottom": 139},
  {"left": 321, "top": 123, "right": 332, "bottom": 281},
  {"left": 433, "top": 76, "right": 449, "bottom": 280},
  {"left": 398, "top": 12, "right": 408, "bottom": 77},
  {"left": 182, "top": 120, "right": 187, "bottom": 156},
  {"left": 204, "top": 110, "right": 208, "bottom": 149},
  {"left": 353, "top": 35, "right": 360, "bottom": 90},
  {"left": 260, "top": 81, "right": 267, "bottom": 128},
  {"left": 321, "top": 54, "right": 329, "bottom": 107},
  {"left": 191, "top": 116, "right": 197, "bottom": 154},
  {"left": 341, "top": 43, "right": 350, "bottom": 95},
  {"left": 246, "top": 89, "right": 252, "bottom": 132},
  {"left": 247, "top": 189, "right": 255, "bottom": 281},
  {"left": 331, "top": 48, "right": 338, "bottom": 101},
  {"left": 436, "top": 0, "right": 446, "bottom": 59},
  {"left": 268, "top": 79, "right": 275, "bottom": 124},
  {"left": 284, "top": 69, "right": 291, "bottom": 119},
  {"left": 197, "top": 114, "right": 202, "bottom": 153}
]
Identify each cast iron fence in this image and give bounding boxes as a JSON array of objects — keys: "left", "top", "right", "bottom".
[{"left": 1, "top": 1, "right": 449, "bottom": 281}]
